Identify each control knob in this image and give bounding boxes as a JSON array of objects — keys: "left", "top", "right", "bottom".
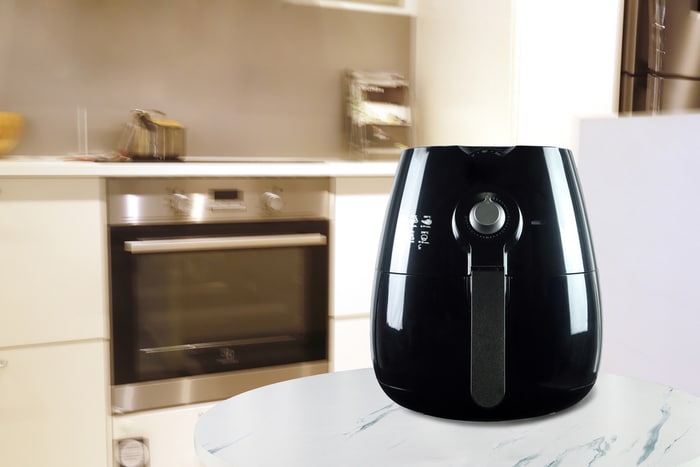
[
  {"left": 262, "top": 191, "right": 284, "bottom": 212},
  {"left": 170, "top": 193, "right": 191, "bottom": 213},
  {"left": 469, "top": 194, "right": 506, "bottom": 235}
]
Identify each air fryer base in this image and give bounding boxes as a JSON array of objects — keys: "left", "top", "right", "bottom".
[{"left": 377, "top": 380, "right": 596, "bottom": 421}]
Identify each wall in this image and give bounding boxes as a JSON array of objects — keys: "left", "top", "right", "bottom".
[
  {"left": 413, "top": 0, "right": 623, "bottom": 153},
  {"left": 512, "top": 0, "right": 623, "bottom": 153},
  {"left": 0, "top": 0, "right": 411, "bottom": 158},
  {"left": 412, "top": 0, "right": 516, "bottom": 146}
]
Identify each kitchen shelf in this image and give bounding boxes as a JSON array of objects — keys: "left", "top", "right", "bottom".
[{"left": 283, "top": 0, "right": 416, "bottom": 16}]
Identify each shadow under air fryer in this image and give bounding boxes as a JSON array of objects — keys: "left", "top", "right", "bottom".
[{"left": 371, "top": 145, "right": 602, "bottom": 421}]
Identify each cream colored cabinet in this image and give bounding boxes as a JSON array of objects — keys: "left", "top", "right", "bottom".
[
  {"left": 330, "top": 176, "right": 393, "bottom": 371},
  {"left": 0, "top": 177, "right": 110, "bottom": 466},
  {"left": 0, "top": 178, "right": 108, "bottom": 346},
  {"left": 0, "top": 341, "right": 110, "bottom": 467}
]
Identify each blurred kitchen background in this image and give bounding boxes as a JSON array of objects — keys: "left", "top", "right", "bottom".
[
  {"left": 0, "top": 0, "right": 624, "bottom": 159},
  {"left": 0, "top": 0, "right": 411, "bottom": 158}
]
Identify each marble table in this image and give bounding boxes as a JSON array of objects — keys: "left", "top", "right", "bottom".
[{"left": 194, "top": 368, "right": 700, "bottom": 466}]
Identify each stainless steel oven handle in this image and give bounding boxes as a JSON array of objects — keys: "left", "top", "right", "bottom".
[
  {"left": 139, "top": 336, "right": 297, "bottom": 354},
  {"left": 124, "top": 233, "right": 327, "bottom": 254}
]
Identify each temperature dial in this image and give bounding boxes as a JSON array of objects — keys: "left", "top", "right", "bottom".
[
  {"left": 469, "top": 195, "right": 506, "bottom": 235},
  {"left": 262, "top": 192, "right": 284, "bottom": 212}
]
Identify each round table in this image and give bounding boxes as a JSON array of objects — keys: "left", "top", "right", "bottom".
[{"left": 194, "top": 369, "right": 700, "bottom": 466}]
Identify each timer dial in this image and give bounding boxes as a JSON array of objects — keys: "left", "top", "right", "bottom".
[{"left": 469, "top": 195, "right": 506, "bottom": 235}]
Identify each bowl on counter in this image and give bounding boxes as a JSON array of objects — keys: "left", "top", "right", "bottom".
[{"left": 0, "top": 112, "right": 25, "bottom": 155}]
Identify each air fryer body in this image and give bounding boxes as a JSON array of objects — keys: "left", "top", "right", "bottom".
[{"left": 371, "top": 146, "right": 601, "bottom": 421}]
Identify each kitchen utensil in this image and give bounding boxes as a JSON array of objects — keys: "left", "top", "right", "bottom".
[
  {"left": 117, "top": 109, "right": 185, "bottom": 161},
  {"left": 371, "top": 145, "right": 602, "bottom": 421}
]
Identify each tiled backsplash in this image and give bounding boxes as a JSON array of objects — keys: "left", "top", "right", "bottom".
[{"left": 0, "top": 0, "right": 410, "bottom": 158}]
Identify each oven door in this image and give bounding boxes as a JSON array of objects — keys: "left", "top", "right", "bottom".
[{"left": 109, "top": 220, "right": 329, "bottom": 413}]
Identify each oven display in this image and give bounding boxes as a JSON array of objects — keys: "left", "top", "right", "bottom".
[{"left": 212, "top": 189, "right": 241, "bottom": 201}]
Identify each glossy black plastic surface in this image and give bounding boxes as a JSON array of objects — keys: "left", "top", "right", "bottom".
[{"left": 371, "top": 146, "right": 602, "bottom": 421}]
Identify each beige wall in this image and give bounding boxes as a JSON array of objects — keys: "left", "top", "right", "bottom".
[
  {"left": 413, "top": 0, "right": 622, "bottom": 152},
  {"left": 413, "top": 0, "right": 516, "bottom": 147},
  {"left": 0, "top": 0, "right": 411, "bottom": 158}
]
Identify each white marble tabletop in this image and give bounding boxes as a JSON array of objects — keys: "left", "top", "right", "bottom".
[{"left": 194, "top": 368, "right": 700, "bottom": 467}]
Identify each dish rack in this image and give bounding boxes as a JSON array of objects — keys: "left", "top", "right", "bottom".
[{"left": 345, "top": 71, "right": 412, "bottom": 158}]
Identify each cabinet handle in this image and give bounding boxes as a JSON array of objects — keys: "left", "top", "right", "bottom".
[{"left": 0, "top": 360, "right": 7, "bottom": 368}]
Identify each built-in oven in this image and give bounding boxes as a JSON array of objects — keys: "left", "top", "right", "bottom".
[{"left": 107, "top": 177, "right": 330, "bottom": 415}]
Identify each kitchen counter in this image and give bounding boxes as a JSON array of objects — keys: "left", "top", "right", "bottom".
[
  {"left": 194, "top": 369, "right": 700, "bottom": 467},
  {"left": 0, "top": 156, "right": 399, "bottom": 178}
]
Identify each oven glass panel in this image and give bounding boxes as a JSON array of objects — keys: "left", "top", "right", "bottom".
[{"left": 110, "top": 222, "right": 328, "bottom": 385}]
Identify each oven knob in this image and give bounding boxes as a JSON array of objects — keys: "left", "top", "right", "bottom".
[
  {"left": 262, "top": 192, "right": 284, "bottom": 212},
  {"left": 170, "top": 193, "right": 191, "bottom": 213}
]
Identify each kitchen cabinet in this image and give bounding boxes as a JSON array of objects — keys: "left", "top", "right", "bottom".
[
  {"left": 331, "top": 176, "right": 393, "bottom": 318},
  {"left": 113, "top": 402, "right": 215, "bottom": 467},
  {"left": 330, "top": 176, "right": 394, "bottom": 370},
  {"left": 0, "top": 178, "right": 109, "bottom": 346},
  {"left": 0, "top": 340, "right": 110, "bottom": 467},
  {"left": 0, "top": 177, "right": 111, "bottom": 466}
]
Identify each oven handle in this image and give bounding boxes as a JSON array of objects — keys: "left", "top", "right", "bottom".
[
  {"left": 124, "top": 233, "right": 327, "bottom": 254},
  {"left": 140, "top": 335, "right": 296, "bottom": 354}
]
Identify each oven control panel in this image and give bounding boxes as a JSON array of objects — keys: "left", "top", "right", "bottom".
[{"left": 107, "top": 177, "right": 330, "bottom": 225}]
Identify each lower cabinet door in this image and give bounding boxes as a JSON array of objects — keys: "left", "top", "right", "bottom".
[{"left": 0, "top": 340, "right": 110, "bottom": 467}]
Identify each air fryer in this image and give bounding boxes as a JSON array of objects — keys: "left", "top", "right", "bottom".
[{"left": 371, "top": 146, "right": 601, "bottom": 421}]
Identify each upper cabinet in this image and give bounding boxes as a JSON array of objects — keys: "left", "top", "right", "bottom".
[{"left": 283, "top": 0, "right": 417, "bottom": 16}]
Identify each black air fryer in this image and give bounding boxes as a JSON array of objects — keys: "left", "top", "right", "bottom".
[{"left": 371, "top": 146, "right": 601, "bottom": 421}]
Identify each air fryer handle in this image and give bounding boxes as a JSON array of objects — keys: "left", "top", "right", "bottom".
[{"left": 470, "top": 269, "right": 505, "bottom": 408}]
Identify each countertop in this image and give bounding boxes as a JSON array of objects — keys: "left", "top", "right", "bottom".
[
  {"left": 194, "top": 368, "right": 700, "bottom": 467},
  {"left": 0, "top": 156, "right": 399, "bottom": 178}
]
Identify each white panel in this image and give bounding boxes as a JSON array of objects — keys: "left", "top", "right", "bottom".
[
  {"left": 113, "top": 402, "right": 217, "bottom": 467},
  {"left": 0, "top": 177, "right": 108, "bottom": 346},
  {"left": 330, "top": 316, "right": 372, "bottom": 372},
  {"left": 331, "top": 177, "right": 394, "bottom": 317},
  {"left": 577, "top": 112, "right": 700, "bottom": 395},
  {"left": 0, "top": 340, "right": 110, "bottom": 467},
  {"left": 512, "top": 0, "right": 623, "bottom": 151}
]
